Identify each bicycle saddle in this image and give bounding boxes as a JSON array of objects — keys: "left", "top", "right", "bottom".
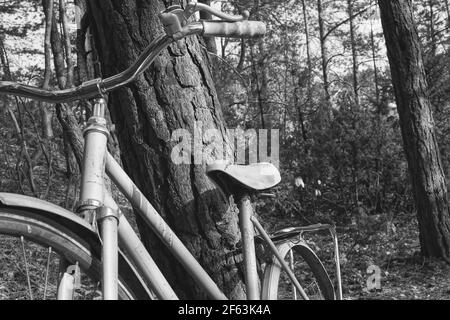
[{"left": 206, "top": 161, "right": 281, "bottom": 196}]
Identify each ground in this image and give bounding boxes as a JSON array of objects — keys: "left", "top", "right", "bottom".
[{"left": 261, "top": 207, "right": 450, "bottom": 300}]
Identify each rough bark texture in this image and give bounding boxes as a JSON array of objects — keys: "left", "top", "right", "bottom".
[
  {"left": 378, "top": 0, "right": 450, "bottom": 259},
  {"left": 88, "top": 0, "right": 244, "bottom": 299}
]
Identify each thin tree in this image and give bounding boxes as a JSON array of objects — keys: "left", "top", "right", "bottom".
[
  {"left": 427, "top": 0, "right": 437, "bottom": 57},
  {"left": 41, "top": 0, "right": 54, "bottom": 138},
  {"left": 347, "top": 0, "right": 360, "bottom": 107},
  {"left": 199, "top": 0, "right": 217, "bottom": 55},
  {"left": 378, "top": 0, "right": 450, "bottom": 260},
  {"left": 317, "top": 0, "right": 331, "bottom": 108}
]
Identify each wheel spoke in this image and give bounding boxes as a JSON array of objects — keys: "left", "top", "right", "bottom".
[
  {"left": 20, "top": 236, "right": 33, "bottom": 300},
  {"left": 289, "top": 249, "right": 297, "bottom": 300},
  {"left": 43, "top": 247, "right": 52, "bottom": 300}
]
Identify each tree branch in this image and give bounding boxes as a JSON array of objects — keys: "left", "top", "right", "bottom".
[{"left": 323, "top": 4, "right": 375, "bottom": 40}]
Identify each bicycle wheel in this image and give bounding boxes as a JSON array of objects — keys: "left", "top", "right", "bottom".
[
  {"left": 261, "top": 240, "right": 335, "bottom": 300},
  {"left": 0, "top": 207, "right": 150, "bottom": 300}
]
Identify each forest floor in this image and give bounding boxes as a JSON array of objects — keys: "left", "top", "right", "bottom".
[
  {"left": 1, "top": 139, "right": 450, "bottom": 300},
  {"left": 262, "top": 209, "right": 450, "bottom": 300}
]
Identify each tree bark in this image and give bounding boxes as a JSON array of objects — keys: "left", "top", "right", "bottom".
[
  {"left": 378, "top": 0, "right": 450, "bottom": 259},
  {"left": 250, "top": 43, "right": 267, "bottom": 129},
  {"left": 75, "top": 0, "right": 90, "bottom": 85},
  {"left": 60, "top": 0, "right": 74, "bottom": 88},
  {"left": 301, "top": 0, "right": 312, "bottom": 107},
  {"left": 88, "top": 0, "right": 244, "bottom": 299},
  {"left": 236, "top": 39, "right": 246, "bottom": 72},
  {"left": 370, "top": 2, "right": 383, "bottom": 208},
  {"left": 347, "top": 0, "right": 360, "bottom": 107},
  {"left": 427, "top": 0, "right": 437, "bottom": 57},
  {"left": 199, "top": 0, "right": 217, "bottom": 55},
  {"left": 445, "top": 0, "right": 450, "bottom": 24},
  {"left": 317, "top": 0, "right": 331, "bottom": 109},
  {"left": 41, "top": 0, "right": 54, "bottom": 139},
  {"left": 370, "top": 4, "right": 380, "bottom": 107},
  {"left": 43, "top": 0, "right": 86, "bottom": 209}
]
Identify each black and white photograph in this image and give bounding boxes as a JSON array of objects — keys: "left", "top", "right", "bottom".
[{"left": 0, "top": 0, "right": 449, "bottom": 309}]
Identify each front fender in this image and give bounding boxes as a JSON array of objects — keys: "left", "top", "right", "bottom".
[
  {"left": 0, "top": 192, "right": 93, "bottom": 230},
  {"left": 0, "top": 192, "right": 152, "bottom": 300}
]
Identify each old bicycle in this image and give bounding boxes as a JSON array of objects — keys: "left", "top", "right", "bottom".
[{"left": 0, "top": 2, "right": 342, "bottom": 300}]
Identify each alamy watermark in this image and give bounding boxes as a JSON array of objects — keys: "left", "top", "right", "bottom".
[
  {"left": 366, "top": 265, "right": 382, "bottom": 291},
  {"left": 170, "top": 121, "right": 280, "bottom": 167}
]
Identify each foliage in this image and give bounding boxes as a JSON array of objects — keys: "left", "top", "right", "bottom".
[{"left": 212, "top": 0, "right": 450, "bottom": 228}]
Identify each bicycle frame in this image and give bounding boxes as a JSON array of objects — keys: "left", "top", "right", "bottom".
[
  {"left": 78, "top": 98, "right": 226, "bottom": 300},
  {"left": 78, "top": 98, "right": 315, "bottom": 300}
]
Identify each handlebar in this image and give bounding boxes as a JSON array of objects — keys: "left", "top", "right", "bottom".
[
  {"left": 0, "top": 36, "right": 173, "bottom": 103},
  {"left": 0, "top": 4, "right": 266, "bottom": 104},
  {"left": 202, "top": 21, "right": 266, "bottom": 38}
]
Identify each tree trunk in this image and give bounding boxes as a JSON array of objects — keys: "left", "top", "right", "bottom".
[
  {"left": 250, "top": 43, "right": 266, "bottom": 129},
  {"left": 378, "top": 0, "right": 450, "bottom": 259},
  {"left": 301, "top": 0, "right": 313, "bottom": 107},
  {"left": 60, "top": 0, "right": 74, "bottom": 88},
  {"left": 427, "top": 0, "right": 437, "bottom": 57},
  {"left": 370, "top": 4, "right": 380, "bottom": 107},
  {"left": 258, "top": 40, "right": 269, "bottom": 128},
  {"left": 317, "top": 0, "right": 331, "bottom": 109},
  {"left": 347, "top": 0, "right": 360, "bottom": 107},
  {"left": 250, "top": 1, "right": 269, "bottom": 129},
  {"left": 199, "top": 0, "right": 217, "bottom": 55},
  {"left": 236, "top": 39, "right": 246, "bottom": 72},
  {"left": 41, "top": 0, "right": 54, "bottom": 139},
  {"left": 75, "top": 0, "right": 90, "bottom": 85},
  {"left": 43, "top": 0, "right": 88, "bottom": 209},
  {"left": 445, "top": 0, "right": 450, "bottom": 24},
  {"left": 370, "top": 2, "right": 383, "bottom": 208},
  {"left": 88, "top": 0, "right": 244, "bottom": 299}
]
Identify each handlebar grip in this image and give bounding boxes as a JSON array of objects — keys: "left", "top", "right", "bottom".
[{"left": 202, "top": 21, "right": 266, "bottom": 38}]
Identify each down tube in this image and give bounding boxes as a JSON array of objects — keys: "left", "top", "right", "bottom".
[
  {"left": 105, "top": 153, "right": 227, "bottom": 300},
  {"left": 103, "top": 192, "right": 178, "bottom": 300}
]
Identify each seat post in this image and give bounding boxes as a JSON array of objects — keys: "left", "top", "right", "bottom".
[{"left": 237, "top": 193, "right": 259, "bottom": 300}]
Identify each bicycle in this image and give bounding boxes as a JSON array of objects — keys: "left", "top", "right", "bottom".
[{"left": 0, "top": 2, "right": 342, "bottom": 300}]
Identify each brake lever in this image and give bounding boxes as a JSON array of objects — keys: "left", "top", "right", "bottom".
[{"left": 159, "top": 1, "right": 249, "bottom": 40}]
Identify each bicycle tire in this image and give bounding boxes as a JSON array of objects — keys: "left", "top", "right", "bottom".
[
  {"left": 0, "top": 207, "right": 151, "bottom": 300},
  {"left": 261, "top": 240, "right": 335, "bottom": 300}
]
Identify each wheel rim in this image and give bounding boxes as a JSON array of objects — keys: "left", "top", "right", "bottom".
[{"left": 261, "top": 241, "right": 335, "bottom": 300}]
